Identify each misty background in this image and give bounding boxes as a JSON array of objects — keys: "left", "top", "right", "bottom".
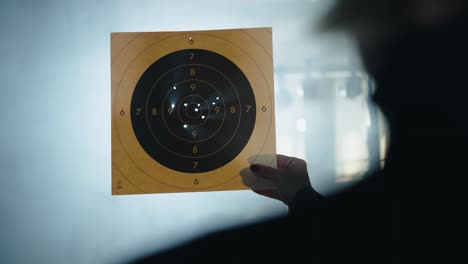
[{"left": 0, "top": 0, "right": 386, "bottom": 263}]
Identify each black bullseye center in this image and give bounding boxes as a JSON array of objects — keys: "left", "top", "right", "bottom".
[
  {"left": 185, "top": 103, "right": 202, "bottom": 119},
  {"left": 179, "top": 95, "right": 210, "bottom": 126}
]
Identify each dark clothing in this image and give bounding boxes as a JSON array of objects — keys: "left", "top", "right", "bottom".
[{"left": 135, "top": 173, "right": 395, "bottom": 263}]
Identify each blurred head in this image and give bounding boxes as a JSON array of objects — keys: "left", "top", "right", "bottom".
[
  {"left": 322, "top": 0, "right": 467, "bottom": 37},
  {"left": 322, "top": 0, "right": 468, "bottom": 125}
]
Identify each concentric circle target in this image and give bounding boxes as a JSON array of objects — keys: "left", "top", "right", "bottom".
[
  {"left": 131, "top": 49, "right": 256, "bottom": 172},
  {"left": 111, "top": 28, "right": 276, "bottom": 194}
]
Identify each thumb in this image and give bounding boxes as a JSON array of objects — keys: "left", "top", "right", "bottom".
[{"left": 250, "top": 164, "right": 281, "bottom": 181}]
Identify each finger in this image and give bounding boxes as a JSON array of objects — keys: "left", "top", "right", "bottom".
[
  {"left": 252, "top": 189, "right": 282, "bottom": 201},
  {"left": 276, "top": 154, "right": 306, "bottom": 169},
  {"left": 276, "top": 154, "right": 293, "bottom": 168},
  {"left": 250, "top": 164, "right": 282, "bottom": 180}
]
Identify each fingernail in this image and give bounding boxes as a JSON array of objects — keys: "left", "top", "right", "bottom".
[{"left": 250, "top": 164, "right": 260, "bottom": 172}]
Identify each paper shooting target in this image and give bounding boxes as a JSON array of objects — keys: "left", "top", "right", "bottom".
[{"left": 111, "top": 28, "right": 276, "bottom": 194}]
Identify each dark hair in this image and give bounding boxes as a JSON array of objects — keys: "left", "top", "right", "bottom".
[{"left": 321, "top": 0, "right": 468, "bottom": 39}]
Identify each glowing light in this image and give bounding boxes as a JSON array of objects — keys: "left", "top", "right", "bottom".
[
  {"left": 173, "top": 86, "right": 177, "bottom": 90},
  {"left": 184, "top": 103, "right": 188, "bottom": 107},
  {"left": 201, "top": 115, "right": 206, "bottom": 119},
  {"left": 216, "top": 97, "right": 219, "bottom": 100},
  {"left": 296, "top": 88, "right": 304, "bottom": 97},
  {"left": 197, "top": 104, "right": 200, "bottom": 107},
  {"left": 195, "top": 108, "right": 199, "bottom": 112},
  {"left": 212, "top": 102, "right": 215, "bottom": 105},
  {"left": 340, "top": 88, "right": 347, "bottom": 97},
  {"left": 171, "top": 103, "right": 175, "bottom": 108},
  {"left": 183, "top": 124, "right": 188, "bottom": 128},
  {"left": 296, "top": 118, "right": 306, "bottom": 133}
]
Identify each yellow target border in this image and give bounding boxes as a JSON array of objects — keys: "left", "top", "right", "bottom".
[{"left": 111, "top": 28, "right": 276, "bottom": 194}]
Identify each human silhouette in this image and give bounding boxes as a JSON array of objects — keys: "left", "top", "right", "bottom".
[{"left": 134, "top": 0, "right": 468, "bottom": 262}]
